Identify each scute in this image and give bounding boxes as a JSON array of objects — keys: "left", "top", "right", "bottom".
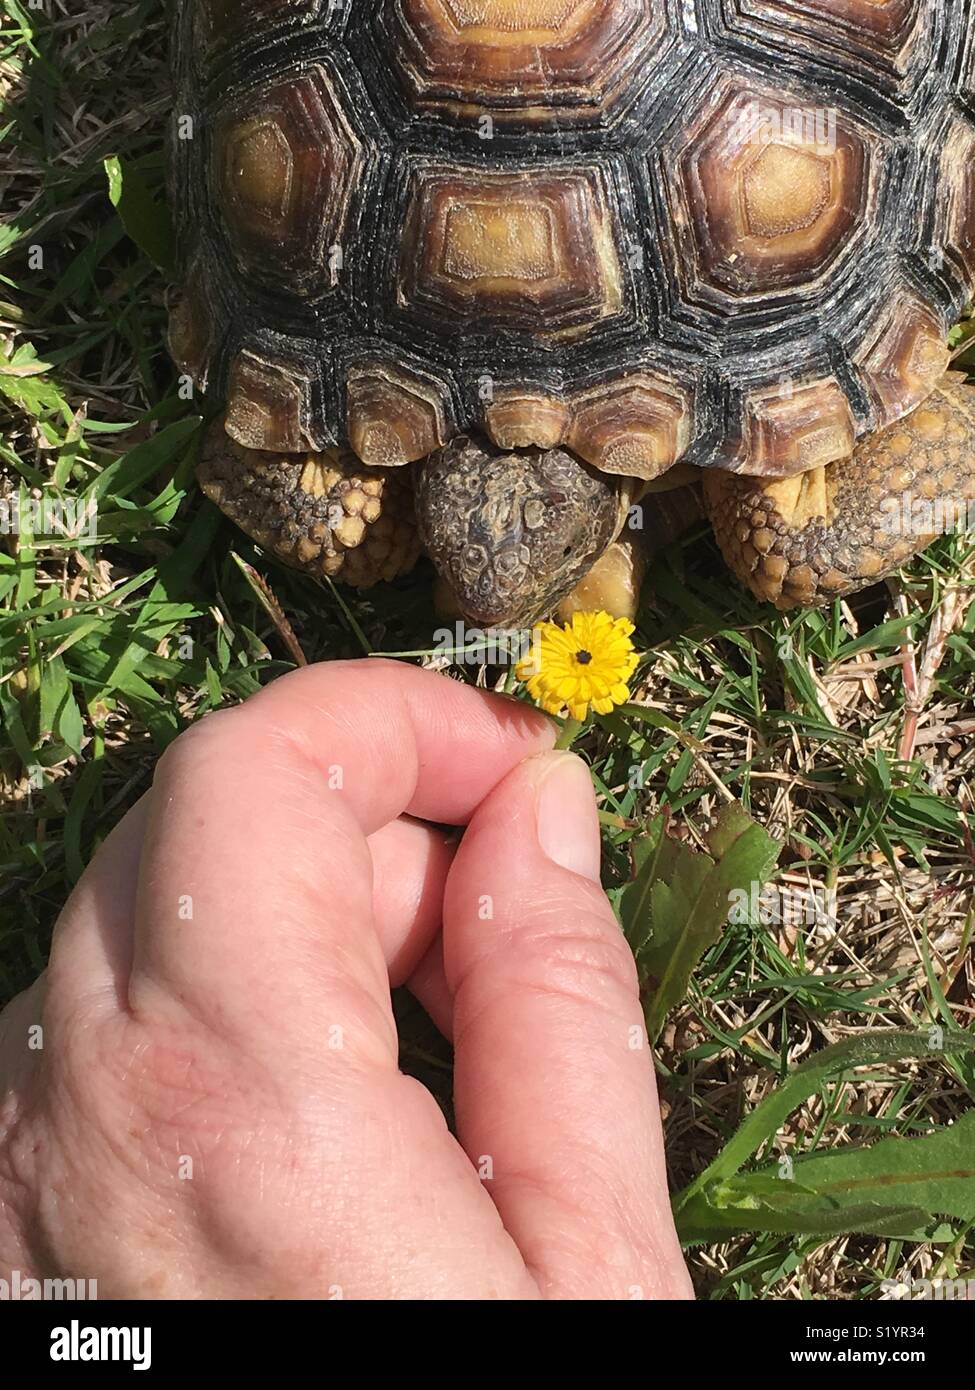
[
  {"left": 212, "top": 64, "right": 368, "bottom": 297},
  {"left": 566, "top": 374, "right": 692, "bottom": 480},
  {"left": 730, "top": 377, "right": 858, "bottom": 477},
  {"left": 722, "top": 0, "right": 929, "bottom": 80},
  {"left": 346, "top": 362, "right": 453, "bottom": 465},
  {"left": 675, "top": 76, "right": 871, "bottom": 298},
  {"left": 854, "top": 290, "right": 951, "bottom": 428},
  {"left": 938, "top": 119, "right": 975, "bottom": 287},
  {"left": 224, "top": 350, "right": 324, "bottom": 453},
  {"left": 398, "top": 163, "right": 624, "bottom": 336},
  {"left": 167, "top": 260, "right": 215, "bottom": 391},
  {"left": 196, "top": 0, "right": 325, "bottom": 53},
  {"left": 384, "top": 0, "right": 669, "bottom": 126}
]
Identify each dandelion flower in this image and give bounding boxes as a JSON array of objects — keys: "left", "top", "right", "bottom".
[{"left": 516, "top": 611, "right": 639, "bottom": 721}]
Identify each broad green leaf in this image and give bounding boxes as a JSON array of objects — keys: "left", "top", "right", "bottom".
[
  {"left": 38, "top": 652, "right": 70, "bottom": 741},
  {"left": 677, "top": 1195, "right": 934, "bottom": 1244},
  {"left": 676, "top": 1110, "right": 975, "bottom": 1244},
  {"left": 679, "top": 1029, "right": 975, "bottom": 1197},
  {"left": 103, "top": 155, "right": 176, "bottom": 272},
  {"left": 57, "top": 689, "right": 85, "bottom": 756},
  {"left": 204, "top": 659, "right": 224, "bottom": 708},
  {"left": 620, "top": 804, "right": 781, "bottom": 1041},
  {"left": 781, "top": 1110, "right": 975, "bottom": 1217},
  {"left": 674, "top": 1028, "right": 975, "bottom": 1236}
]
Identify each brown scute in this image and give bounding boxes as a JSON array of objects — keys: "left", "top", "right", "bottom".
[
  {"left": 398, "top": 164, "right": 623, "bottom": 338},
  {"left": 386, "top": 0, "right": 670, "bottom": 127},
  {"left": 941, "top": 120, "right": 975, "bottom": 287},
  {"left": 199, "top": 425, "right": 421, "bottom": 588},
  {"left": 196, "top": 0, "right": 319, "bottom": 49},
  {"left": 224, "top": 350, "right": 324, "bottom": 453},
  {"left": 485, "top": 391, "right": 570, "bottom": 450},
  {"left": 734, "top": 0, "right": 925, "bottom": 73},
  {"left": 566, "top": 372, "right": 692, "bottom": 480},
  {"left": 704, "top": 375, "right": 975, "bottom": 610},
  {"left": 677, "top": 77, "right": 869, "bottom": 298},
  {"left": 167, "top": 265, "right": 214, "bottom": 388},
  {"left": 731, "top": 376, "right": 858, "bottom": 477},
  {"left": 785, "top": 0, "right": 919, "bottom": 43},
  {"left": 212, "top": 63, "right": 366, "bottom": 297},
  {"left": 854, "top": 289, "right": 951, "bottom": 428},
  {"left": 346, "top": 363, "right": 451, "bottom": 465}
]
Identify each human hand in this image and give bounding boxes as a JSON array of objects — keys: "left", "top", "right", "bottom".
[{"left": 0, "top": 660, "right": 691, "bottom": 1300}]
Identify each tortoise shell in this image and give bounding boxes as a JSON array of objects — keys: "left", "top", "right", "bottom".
[{"left": 169, "top": 0, "right": 975, "bottom": 482}]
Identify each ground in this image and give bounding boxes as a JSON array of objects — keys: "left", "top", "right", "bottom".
[{"left": 1, "top": 0, "right": 974, "bottom": 1299}]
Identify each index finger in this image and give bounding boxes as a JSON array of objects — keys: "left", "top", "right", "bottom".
[{"left": 128, "top": 659, "right": 553, "bottom": 1048}]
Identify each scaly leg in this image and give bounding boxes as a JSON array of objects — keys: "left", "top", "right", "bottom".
[
  {"left": 704, "top": 374, "right": 975, "bottom": 610},
  {"left": 199, "top": 424, "right": 420, "bottom": 587}
]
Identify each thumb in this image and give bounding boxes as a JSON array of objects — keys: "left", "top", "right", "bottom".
[{"left": 443, "top": 751, "right": 692, "bottom": 1301}]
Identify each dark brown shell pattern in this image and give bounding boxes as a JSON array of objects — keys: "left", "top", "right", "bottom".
[{"left": 168, "top": 0, "right": 975, "bottom": 484}]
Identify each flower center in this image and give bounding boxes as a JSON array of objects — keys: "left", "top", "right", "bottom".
[{"left": 575, "top": 650, "right": 593, "bottom": 665}]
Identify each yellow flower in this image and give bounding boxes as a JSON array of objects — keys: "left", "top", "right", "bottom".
[{"left": 516, "top": 611, "right": 639, "bottom": 721}]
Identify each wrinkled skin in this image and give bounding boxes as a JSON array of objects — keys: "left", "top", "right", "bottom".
[{"left": 0, "top": 662, "right": 692, "bottom": 1301}]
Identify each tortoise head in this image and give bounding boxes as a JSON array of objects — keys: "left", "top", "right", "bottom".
[{"left": 414, "top": 435, "right": 626, "bottom": 628}]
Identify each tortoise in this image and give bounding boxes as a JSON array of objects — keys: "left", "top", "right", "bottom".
[{"left": 168, "top": 0, "right": 975, "bottom": 630}]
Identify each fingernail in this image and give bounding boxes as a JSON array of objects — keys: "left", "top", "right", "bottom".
[{"left": 532, "top": 752, "right": 601, "bottom": 882}]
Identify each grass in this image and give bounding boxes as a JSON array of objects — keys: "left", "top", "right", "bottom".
[{"left": 2, "top": 0, "right": 975, "bottom": 1299}]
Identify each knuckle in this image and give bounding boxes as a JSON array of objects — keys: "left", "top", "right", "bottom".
[{"left": 502, "top": 900, "right": 639, "bottom": 1005}]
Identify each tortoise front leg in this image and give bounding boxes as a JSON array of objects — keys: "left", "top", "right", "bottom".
[
  {"left": 555, "top": 532, "right": 647, "bottom": 623},
  {"left": 199, "top": 425, "right": 420, "bottom": 588},
  {"left": 704, "top": 374, "right": 975, "bottom": 611},
  {"left": 555, "top": 484, "right": 704, "bottom": 621}
]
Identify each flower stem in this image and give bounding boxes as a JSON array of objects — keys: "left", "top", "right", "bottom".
[{"left": 555, "top": 716, "right": 586, "bottom": 750}]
